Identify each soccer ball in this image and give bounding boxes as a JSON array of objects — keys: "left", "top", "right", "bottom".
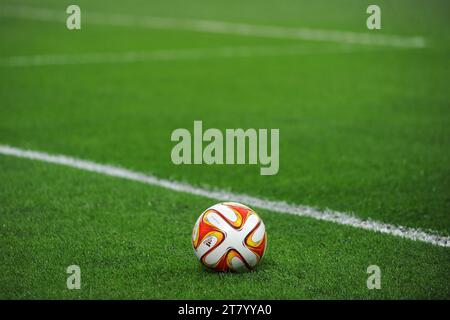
[{"left": 192, "top": 202, "right": 267, "bottom": 272}]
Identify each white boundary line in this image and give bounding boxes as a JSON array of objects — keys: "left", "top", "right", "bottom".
[
  {"left": 0, "top": 5, "right": 426, "bottom": 48},
  {"left": 0, "top": 145, "right": 448, "bottom": 248},
  {"left": 0, "top": 45, "right": 367, "bottom": 67}
]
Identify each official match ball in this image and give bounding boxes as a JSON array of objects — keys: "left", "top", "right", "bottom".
[{"left": 192, "top": 202, "right": 267, "bottom": 272}]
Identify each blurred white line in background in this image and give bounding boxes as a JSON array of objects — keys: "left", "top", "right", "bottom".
[
  {"left": 0, "top": 145, "right": 448, "bottom": 248},
  {"left": 0, "top": 45, "right": 366, "bottom": 67},
  {"left": 0, "top": 5, "right": 426, "bottom": 48}
]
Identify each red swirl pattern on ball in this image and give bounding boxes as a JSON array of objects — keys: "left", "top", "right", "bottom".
[{"left": 192, "top": 202, "right": 267, "bottom": 272}]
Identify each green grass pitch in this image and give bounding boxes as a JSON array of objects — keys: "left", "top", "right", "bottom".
[{"left": 0, "top": 0, "right": 449, "bottom": 299}]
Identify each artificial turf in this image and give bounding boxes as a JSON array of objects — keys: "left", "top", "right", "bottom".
[{"left": 0, "top": 0, "right": 449, "bottom": 299}]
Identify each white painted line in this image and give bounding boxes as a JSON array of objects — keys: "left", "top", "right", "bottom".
[
  {"left": 0, "top": 144, "right": 448, "bottom": 248},
  {"left": 0, "top": 5, "right": 426, "bottom": 48},
  {"left": 0, "top": 45, "right": 364, "bottom": 67}
]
